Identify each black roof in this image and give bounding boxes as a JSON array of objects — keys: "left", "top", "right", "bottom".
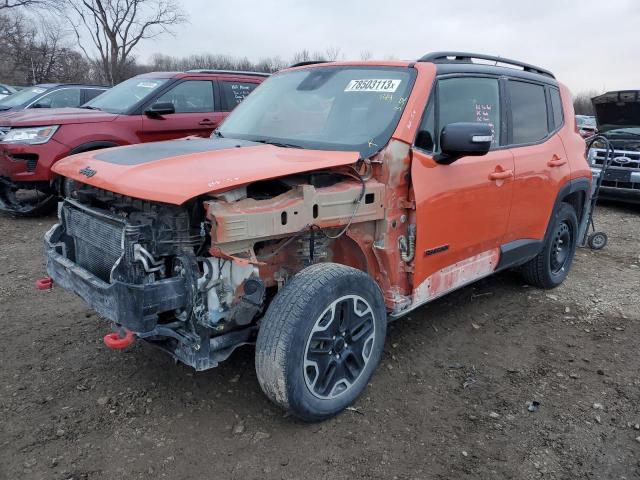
[{"left": 419, "top": 51, "right": 557, "bottom": 84}]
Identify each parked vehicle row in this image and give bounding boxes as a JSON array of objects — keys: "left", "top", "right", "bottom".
[
  {"left": 36, "top": 52, "right": 590, "bottom": 420},
  {"left": 0, "top": 70, "right": 266, "bottom": 215}
]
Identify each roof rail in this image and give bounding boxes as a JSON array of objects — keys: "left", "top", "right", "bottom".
[
  {"left": 185, "top": 69, "right": 270, "bottom": 77},
  {"left": 418, "top": 52, "right": 555, "bottom": 79},
  {"left": 289, "top": 60, "right": 331, "bottom": 68}
]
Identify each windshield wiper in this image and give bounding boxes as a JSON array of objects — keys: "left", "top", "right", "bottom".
[
  {"left": 80, "top": 105, "right": 101, "bottom": 110},
  {"left": 254, "top": 139, "right": 303, "bottom": 149}
]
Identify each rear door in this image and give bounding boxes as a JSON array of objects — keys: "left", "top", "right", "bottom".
[
  {"left": 141, "top": 79, "right": 224, "bottom": 142},
  {"left": 502, "top": 80, "right": 571, "bottom": 242},
  {"left": 412, "top": 76, "right": 514, "bottom": 296}
]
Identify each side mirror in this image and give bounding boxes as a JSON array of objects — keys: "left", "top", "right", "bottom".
[
  {"left": 145, "top": 101, "right": 175, "bottom": 117},
  {"left": 435, "top": 122, "right": 493, "bottom": 165}
]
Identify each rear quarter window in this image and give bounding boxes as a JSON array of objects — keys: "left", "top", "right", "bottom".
[
  {"left": 221, "top": 81, "right": 258, "bottom": 111},
  {"left": 508, "top": 80, "right": 549, "bottom": 144},
  {"left": 550, "top": 88, "right": 564, "bottom": 130}
]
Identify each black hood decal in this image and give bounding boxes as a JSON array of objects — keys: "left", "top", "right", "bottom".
[{"left": 92, "top": 138, "right": 260, "bottom": 165}]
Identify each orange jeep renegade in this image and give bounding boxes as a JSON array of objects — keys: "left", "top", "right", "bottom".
[{"left": 43, "top": 53, "right": 590, "bottom": 421}]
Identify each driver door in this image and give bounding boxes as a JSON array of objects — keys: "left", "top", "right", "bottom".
[
  {"left": 140, "top": 80, "right": 223, "bottom": 142},
  {"left": 411, "top": 76, "right": 514, "bottom": 297}
]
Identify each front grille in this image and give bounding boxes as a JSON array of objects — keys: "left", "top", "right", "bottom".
[
  {"left": 26, "top": 158, "right": 37, "bottom": 172},
  {"left": 602, "top": 180, "right": 640, "bottom": 190},
  {"left": 62, "top": 201, "right": 125, "bottom": 282},
  {"left": 592, "top": 148, "right": 640, "bottom": 170}
]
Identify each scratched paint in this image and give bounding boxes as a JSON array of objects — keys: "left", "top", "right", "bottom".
[{"left": 412, "top": 249, "right": 500, "bottom": 306}]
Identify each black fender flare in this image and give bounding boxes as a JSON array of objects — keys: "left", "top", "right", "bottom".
[
  {"left": 546, "top": 176, "right": 591, "bottom": 246},
  {"left": 69, "top": 141, "right": 120, "bottom": 156},
  {"left": 496, "top": 177, "right": 591, "bottom": 271},
  {"left": 53, "top": 141, "right": 121, "bottom": 194}
]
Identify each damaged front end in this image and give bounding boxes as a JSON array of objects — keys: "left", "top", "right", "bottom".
[
  {"left": 44, "top": 168, "right": 389, "bottom": 370},
  {"left": 44, "top": 188, "right": 263, "bottom": 370}
]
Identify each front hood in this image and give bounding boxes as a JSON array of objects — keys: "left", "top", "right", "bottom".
[
  {"left": 592, "top": 91, "right": 640, "bottom": 132},
  {"left": 0, "top": 108, "right": 117, "bottom": 127},
  {"left": 53, "top": 138, "right": 360, "bottom": 204}
]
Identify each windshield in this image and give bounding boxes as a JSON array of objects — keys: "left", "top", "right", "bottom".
[
  {"left": 0, "top": 86, "right": 48, "bottom": 108},
  {"left": 218, "top": 66, "right": 415, "bottom": 157},
  {"left": 84, "top": 77, "right": 168, "bottom": 114}
]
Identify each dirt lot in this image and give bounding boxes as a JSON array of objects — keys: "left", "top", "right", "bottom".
[{"left": 1, "top": 201, "right": 639, "bottom": 480}]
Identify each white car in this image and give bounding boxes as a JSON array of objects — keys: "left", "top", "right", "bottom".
[{"left": 0, "top": 84, "right": 16, "bottom": 100}]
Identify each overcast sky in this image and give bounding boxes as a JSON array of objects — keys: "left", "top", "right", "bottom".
[{"left": 135, "top": 0, "right": 640, "bottom": 94}]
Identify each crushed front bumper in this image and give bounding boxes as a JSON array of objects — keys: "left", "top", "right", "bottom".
[
  {"left": 44, "top": 223, "right": 188, "bottom": 333},
  {"left": 44, "top": 222, "right": 255, "bottom": 370}
]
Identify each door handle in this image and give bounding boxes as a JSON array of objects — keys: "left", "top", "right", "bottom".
[
  {"left": 547, "top": 156, "right": 567, "bottom": 167},
  {"left": 199, "top": 119, "right": 216, "bottom": 126},
  {"left": 488, "top": 169, "right": 514, "bottom": 181}
]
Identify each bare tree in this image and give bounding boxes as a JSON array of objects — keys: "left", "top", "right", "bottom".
[
  {"left": 324, "top": 46, "right": 341, "bottom": 61},
  {"left": 359, "top": 50, "right": 372, "bottom": 61},
  {"left": 573, "top": 90, "right": 602, "bottom": 116},
  {"left": 65, "top": 0, "right": 187, "bottom": 84},
  {"left": 0, "top": 0, "right": 50, "bottom": 8}
]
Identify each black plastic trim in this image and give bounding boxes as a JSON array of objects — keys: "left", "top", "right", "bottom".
[
  {"left": 419, "top": 52, "right": 555, "bottom": 79},
  {"left": 496, "top": 239, "right": 544, "bottom": 270},
  {"left": 69, "top": 141, "right": 119, "bottom": 155}
]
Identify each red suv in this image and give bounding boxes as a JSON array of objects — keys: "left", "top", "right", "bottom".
[{"left": 0, "top": 70, "right": 267, "bottom": 216}]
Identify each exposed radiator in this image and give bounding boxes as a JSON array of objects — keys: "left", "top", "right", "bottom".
[{"left": 61, "top": 201, "right": 125, "bottom": 282}]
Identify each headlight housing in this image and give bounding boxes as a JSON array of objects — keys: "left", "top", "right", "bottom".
[{"left": 2, "top": 125, "right": 59, "bottom": 144}]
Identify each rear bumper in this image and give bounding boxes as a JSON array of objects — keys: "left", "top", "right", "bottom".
[{"left": 44, "top": 223, "right": 188, "bottom": 333}]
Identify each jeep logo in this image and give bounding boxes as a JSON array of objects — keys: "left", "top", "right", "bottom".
[{"left": 79, "top": 166, "right": 97, "bottom": 178}]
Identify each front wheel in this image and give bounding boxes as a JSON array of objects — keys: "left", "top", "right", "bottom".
[
  {"left": 0, "top": 181, "right": 57, "bottom": 217},
  {"left": 520, "top": 202, "right": 578, "bottom": 289},
  {"left": 255, "top": 263, "right": 387, "bottom": 422}
]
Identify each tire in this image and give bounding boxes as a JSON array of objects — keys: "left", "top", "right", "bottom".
[
  {"left": 520, "top": 202, "right": 578, "bottom": 289},
  {"left": 0, "top": 182, "right": 57, "bottom": 217},
  {"left": 587, "top": 231, "right": 608, "bottom": 250},
  {"left": 255, "top": 263, "right": 387, "bottom": 422}
]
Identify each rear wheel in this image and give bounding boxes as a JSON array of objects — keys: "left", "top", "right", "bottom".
[
  {"left": 520, "top": 202, "right": 578, "bottom": 289},
  {"left": 255, "top": 263, "right": 387, "bottom": 421}
]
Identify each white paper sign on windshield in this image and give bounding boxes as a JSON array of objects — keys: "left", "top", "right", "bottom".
[{"left": 344, "top": 79, "right": 401, "bottom": 93}]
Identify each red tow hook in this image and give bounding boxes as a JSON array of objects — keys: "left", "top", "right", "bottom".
[
  {"left": 103, "top": 329, "right": 136, "bottom": 350},
  {"left": 35, "top": 277, "right": 53, "bottom": 291}
]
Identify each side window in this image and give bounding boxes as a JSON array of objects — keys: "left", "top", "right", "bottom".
[
  {"left": 35, "top": 88, "right": 82, "bottom": 108},
  {"left": 155, "top": 80, "right": 214, "bottom": 113},
  {"left": 508, "top": 81, "right": 549, "bottom": 144},
  {"left": 417, "top": 77, "right": 501, "bottom": 152},
  {"left": 83, "top": 88, "right": 105, "bottom": 104},
  {"left": 550, "top": 87, "right": 564, "bottom": 130},
  {"left": 220, "top": 81, "right": 258, "bottom": 110}
]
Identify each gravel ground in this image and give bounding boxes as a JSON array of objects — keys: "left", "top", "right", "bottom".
[{"left": 1, "top": 201, "right": 639, "bottom": 480}]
